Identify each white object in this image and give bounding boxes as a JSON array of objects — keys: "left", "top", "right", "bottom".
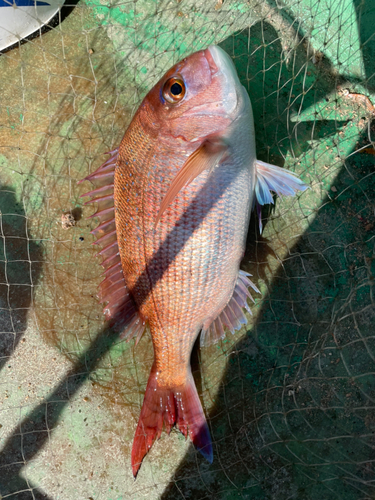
[{"left": 0, "top": 0, "right": 65, "bottom": 51}]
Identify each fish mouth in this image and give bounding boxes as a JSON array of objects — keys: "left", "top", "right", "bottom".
[
  {"left": 206, "top": 45, "right": 238, "bottom": 79},
  {"left": 204, "top": 45, "right": 239, "bottom": 116},
  {"left": 204, "top": 46, "right": 220, "bottom": 74}
]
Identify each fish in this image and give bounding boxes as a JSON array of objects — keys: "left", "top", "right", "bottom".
[{"left": 79, "top": 45, "right": 307, "bottom": 477}]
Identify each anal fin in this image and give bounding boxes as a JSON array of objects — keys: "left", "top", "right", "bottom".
[{"left": 200, "top": 270, "right": 260, "bottom": 347}]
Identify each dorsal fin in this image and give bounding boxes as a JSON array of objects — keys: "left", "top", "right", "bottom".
[{"left": 79, "top": 149, "right": 146, "bottom": 342}]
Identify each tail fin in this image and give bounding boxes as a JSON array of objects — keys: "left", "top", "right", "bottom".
[{"left": 131, "top": 363, "right": 213, "bottom": 477}]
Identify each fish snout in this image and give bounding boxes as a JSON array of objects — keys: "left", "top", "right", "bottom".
[{"left": 205, "top": 45, "right": 240, "bottom": 116}]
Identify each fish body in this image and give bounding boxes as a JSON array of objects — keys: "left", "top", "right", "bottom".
[
  {"left": 115, "top": 46, "right": 255, "bottom": 383},
  {"left": 80, "top": 45, "right": 307, "bottom": 477}
]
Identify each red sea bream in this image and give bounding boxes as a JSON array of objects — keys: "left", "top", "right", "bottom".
[{"left": 80, "top": 45, "right": 307, "bottom": 476}]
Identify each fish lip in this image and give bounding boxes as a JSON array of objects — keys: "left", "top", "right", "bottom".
[
  {"left": 206, "top": 45, "right": 238, "bottom": 79},
  {"left": 205, "top": 45, "right": 239, "bottom": 116},
  {"left": 204, "top": 46, "right": 220, "bottom": 75}
]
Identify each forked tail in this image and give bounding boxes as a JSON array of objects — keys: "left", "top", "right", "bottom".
[{"left": 131, "top": 363, "right": 213, "bottom": 477}]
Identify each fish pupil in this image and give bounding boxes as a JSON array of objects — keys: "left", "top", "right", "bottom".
[{"left": 170, "top": 82, "right": 182, "bottom": 96}]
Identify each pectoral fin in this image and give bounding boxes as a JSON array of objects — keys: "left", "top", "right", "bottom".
[
  {"left": 255, "top": 160, "right": 308, "bottom": 233},
  {"left": 156, "top": 139, "right": 228, "bottom": 225}
]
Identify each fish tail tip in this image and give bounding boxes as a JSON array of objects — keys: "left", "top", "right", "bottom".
[
  {"left": 131, "top": 457, "right": 143, "bottom": 478},
  {"left": 131, "top": 420, "right": 159, "bottom": 478},
  {"left": 202, "top": 447, "right": 214, "bottom": 464},
  {"left": 131, "top": 444, "right": 148, "bottom": 478},
  {"left": 196, "top": 431, "right": 213, "bottom": 463}
]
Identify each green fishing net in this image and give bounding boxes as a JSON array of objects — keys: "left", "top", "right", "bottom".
[{"left": 0, "top": 0, "right": 374, "bottom": 498}]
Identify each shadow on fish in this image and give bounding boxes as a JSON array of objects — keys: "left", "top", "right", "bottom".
[{"left": 79, "top": 45, "right": 307, "bottom": 477}]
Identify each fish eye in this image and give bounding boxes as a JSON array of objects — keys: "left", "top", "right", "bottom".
[{"left": 162, "top": 77, "right": 186, "bottom": 104}]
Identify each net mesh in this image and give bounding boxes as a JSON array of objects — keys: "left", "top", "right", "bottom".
[{"left": 0, "top": 0, "right": 374, "bottom": 498}]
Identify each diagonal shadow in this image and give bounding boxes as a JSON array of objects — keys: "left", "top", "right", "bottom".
[
  {"left": 0, "top": 325, "right": 119, "bottom": 500},
  {"left": 0, "top": 187, "right": 43, "bottom": 372},
  {"left": 1, "top": 2, "right": 373, "bottom": 498}
]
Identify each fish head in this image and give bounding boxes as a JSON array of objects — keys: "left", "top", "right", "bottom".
[{"left": 142, "top": 45, "right": 245, "bottom": 143}]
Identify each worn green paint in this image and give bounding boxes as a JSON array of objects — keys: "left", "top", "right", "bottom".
[
  {"left": 82, "top": 0, "right": 260, "bottom": 90},
  {"left": 288, "top": 0, "right": 364, "bottom": 78}
]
